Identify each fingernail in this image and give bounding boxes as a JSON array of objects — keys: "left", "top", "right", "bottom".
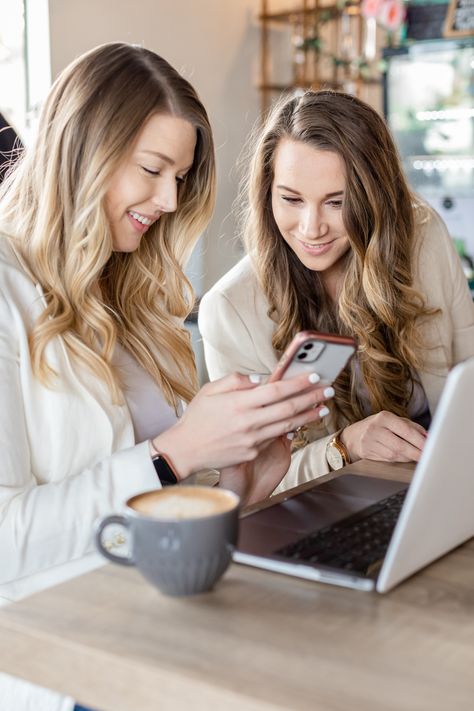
[
  {"left": 319, "top": 406, "right": 330, "bottom": 417},
  {"left": 308, "top": 372, "right": 320, "bottom": 384},
  {"left": 286, "top": 432, "right": 295, "bottom": 440},
  {"left": 249, "top": 374, "right": 263, "bottom": 383},
  {"left": 323, "top": 386, "right": 335, "bottom": 398}
]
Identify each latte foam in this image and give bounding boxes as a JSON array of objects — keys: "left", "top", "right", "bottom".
[{"left": 130, "top": 486, "right": 238, "bottom": 520}]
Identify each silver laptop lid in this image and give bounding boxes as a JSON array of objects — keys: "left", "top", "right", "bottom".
[{"left": 377, "top": 357, "right": 474, "bottom": 593}]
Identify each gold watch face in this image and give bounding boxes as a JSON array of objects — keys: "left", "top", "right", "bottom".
[{"left": 326, "top": 443, "right": 345, "bottom": 470}]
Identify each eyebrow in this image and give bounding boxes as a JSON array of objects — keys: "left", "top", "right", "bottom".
[
  {"left": 139, "top": 149, "right": 175, "bottom": 165},
  {"left": 276, "top": 185, "right": 344, "bottom": 199},
  {"left": 138, "top": 149, "right": 193, "bottom": 172}
]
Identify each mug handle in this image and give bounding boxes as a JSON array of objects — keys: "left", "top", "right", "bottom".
[{"left": 95, "top": 514, "right": 135, "bottom": 566}]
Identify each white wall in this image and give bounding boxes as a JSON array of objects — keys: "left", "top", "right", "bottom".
[{"left": 48, "top": 0, "right": 261, "bottom": 294}]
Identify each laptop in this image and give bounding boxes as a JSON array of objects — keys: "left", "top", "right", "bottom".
[{"left": 234, "top": 357, "right": 474, "bottom": 593}]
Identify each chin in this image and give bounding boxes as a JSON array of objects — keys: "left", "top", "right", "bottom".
[
  {"left": 297, "top": 255, "right": 325, "bottom": 272},
  {"left": 112, "top": 237, "right": 142, "bottom": 253}
]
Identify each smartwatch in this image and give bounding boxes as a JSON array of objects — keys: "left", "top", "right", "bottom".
[
  {"left": 325, "top": 429, "right": 350, "bottom": 471},
  {"left": 149, "top": 442, "right": 179, "bottom": 486}
]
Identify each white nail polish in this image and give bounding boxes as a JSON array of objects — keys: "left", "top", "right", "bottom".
[
  {"left": 286, "top": 432, "right": 295, "bottom": 440},
  {"left": 319, "top": 406, "right": 330, "bottom": 417},
  {"left": 323, "top": 386, "right": 335, "bottom": 398},
  {"left": 308, "top": 372, "right": 320, "bottom": 384},
  {"left": 249, "top": 374, "right": 263, "bottom": 383}
]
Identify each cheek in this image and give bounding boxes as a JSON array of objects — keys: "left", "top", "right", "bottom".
[
  {"left": 325, "top": 212, "right": 347, "bottom": 238},
  {"left": 272, "top": 200, "right": 290, "bottom": 233},
  {"left": 338, "top": 237, "right": 351, "bottom": 258},
  {"left": 104, "top": 177, "right": 123, "bottom": 220},
  {"left": 105, "top": 170, "right": 137, "bottom": 218}
]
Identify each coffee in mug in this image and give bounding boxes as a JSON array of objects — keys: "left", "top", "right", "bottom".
[
  {"left": 95, "top": 486, "right": 240, "bottom": 596},
  {"left": 131, "top": 486, "right": 236, "bottom": 519}
]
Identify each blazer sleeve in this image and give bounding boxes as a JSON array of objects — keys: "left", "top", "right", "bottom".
[
  {"left": 199, "top": 289, "right": 271, "bottom": 379},
  {"left": 272, "top": 434, "right": 333, "bottom": 494},
  {"left": 0, "top": 291, "right": 159, "bottom": 585},
  {"left": 417, "top": 209, "right": 474, "bottom": 365},
  {"left": 440, "top": 220, "right": 474, "bottom": 362}
]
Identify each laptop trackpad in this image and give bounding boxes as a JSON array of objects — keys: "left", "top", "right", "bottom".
[{"left": 238, "top": 474, "right": 407, "bottom": 556}]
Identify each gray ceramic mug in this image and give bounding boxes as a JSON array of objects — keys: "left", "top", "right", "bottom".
[{"left": 95, "top": 485, "right": 240, "bottom": 596}]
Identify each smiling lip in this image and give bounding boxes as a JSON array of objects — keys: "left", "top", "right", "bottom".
[
  {"left": 298, "top": 239, "right": 335, "bottom": 255},
  {"left": 127, "top": 210, "right": 157, "bottom": 233}
]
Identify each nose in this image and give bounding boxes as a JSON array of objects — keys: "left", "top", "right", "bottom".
[
  {"left": 299, "top": 206, "right": 328, "bottom": 240},
  {"left": 152, "top": 178, "right": 178, "bottom": 214}
]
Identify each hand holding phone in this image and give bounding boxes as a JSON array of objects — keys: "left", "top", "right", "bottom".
[{"left": 268, "top": 330, "right": 356, "bottom": 386}]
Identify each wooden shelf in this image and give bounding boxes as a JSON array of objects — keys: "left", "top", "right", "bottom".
[
  {"left": 259, "top": 76, "right": 381, "bottom": 92},
  {"left": 258, "top": 5, "right": 340, "bottom": 24},
  {"left": 258, "top": 0, "right": 382, "bottom": 114},
  {"left": 258, "top": 80, "right": 343, "bottom": 91},
  {"left": 258, "top": 1, "right": 361, "bottom": 23}
]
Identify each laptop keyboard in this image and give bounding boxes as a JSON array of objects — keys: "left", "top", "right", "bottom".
[{"left": 275, "top": 488, "right": 408, "bottom": 576}]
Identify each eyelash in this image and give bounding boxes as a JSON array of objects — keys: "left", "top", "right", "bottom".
[
  {"left": 281, "top": 196, "right": 343, "bottom": 208},
  {"left": 141, "top": 167, "right": 186, "bottom": 183},
  {"left": 142, "top": 167, "right": 160, "bottom": 176}
]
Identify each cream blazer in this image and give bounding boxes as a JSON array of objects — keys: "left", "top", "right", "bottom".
[
  {"left": 0, "top": 237, "right": 160, "bottom": 602},
  {"left": 199, "top": 208, "right": 474, "bottom": 494}
]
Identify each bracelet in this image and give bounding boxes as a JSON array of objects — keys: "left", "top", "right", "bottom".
[{"left": 148, "top": 440, "right": 179, "bottom": 486}]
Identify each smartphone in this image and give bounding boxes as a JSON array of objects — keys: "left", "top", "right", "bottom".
[{"left": 268, "top": 330, "right": 357, "bottom": 385}]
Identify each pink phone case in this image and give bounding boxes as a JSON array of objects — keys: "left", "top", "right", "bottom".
[{"left": 268, "top": 330, "right": 356, "bottom": 385}]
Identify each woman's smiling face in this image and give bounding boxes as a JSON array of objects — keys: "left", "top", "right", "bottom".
[
  {"left": 271, "top": 138, "right": 351, "bottom": 295},
  {"left": 105, "top": 112, "right": 196, "bottom": 252}
]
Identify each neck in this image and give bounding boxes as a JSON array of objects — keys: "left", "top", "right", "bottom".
[{"left": 319, "top": 267, "right": 343, "bottom": 304}]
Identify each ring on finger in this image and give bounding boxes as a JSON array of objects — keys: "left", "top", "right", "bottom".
[{"left": 296, "top": 425, "right": 307, "bottom": 433}]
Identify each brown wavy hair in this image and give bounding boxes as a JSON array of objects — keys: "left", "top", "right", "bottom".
[
  {"left": 0, "top": 42, "right": 216, "bottom": 409},
  {"left": 241, "top": 89, "right": 436, "bottom": 427}
]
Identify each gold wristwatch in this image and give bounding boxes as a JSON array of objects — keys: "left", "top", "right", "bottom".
[{"left": 326, "top": 429, "right": 350, "bottom": 471}]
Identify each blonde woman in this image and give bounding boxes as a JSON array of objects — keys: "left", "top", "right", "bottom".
[
  {"left": 199, "top": 90, "right": 474, "bottom": 491},
  {"left": 0, "top": 44, "right": 331, "bottom": 603}
]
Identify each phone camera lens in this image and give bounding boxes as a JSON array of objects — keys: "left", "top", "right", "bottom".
[
  {"left": 303, "top": 343, "right": 314, "bottom": 350},
  {"left": 297, "top": 352, "right": 308, "bottom": 360}
]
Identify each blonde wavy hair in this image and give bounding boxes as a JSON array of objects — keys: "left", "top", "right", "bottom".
[
  {"left": 241, "top": 90, "right": 436, "bottom": 427},
  {"left": 0, "top": 42, "right": 216, "bottom": 409}
]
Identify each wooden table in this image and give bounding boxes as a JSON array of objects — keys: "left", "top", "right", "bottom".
[{"left": 0, "top": 462, "right": 473, "bottom": 711}]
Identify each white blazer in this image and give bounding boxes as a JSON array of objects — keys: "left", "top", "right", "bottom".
[
  {"left": 0, "top": 237, "right": 160, "bottom": 602},
  {"left": 199, "top": 208, "right": 474, "bottom": 493}
]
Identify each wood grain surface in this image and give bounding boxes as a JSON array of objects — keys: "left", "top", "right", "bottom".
[{"left": 0, "top": 461, "right": 472, "bottom": 711}]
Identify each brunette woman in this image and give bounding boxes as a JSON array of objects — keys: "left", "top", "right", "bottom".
[{"left": 199, "top": 90, "right": 474, "bottom": 491}]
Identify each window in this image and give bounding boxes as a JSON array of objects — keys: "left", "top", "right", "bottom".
[{"left": 0, "top": 0, "right": 51, "bottom": 144}]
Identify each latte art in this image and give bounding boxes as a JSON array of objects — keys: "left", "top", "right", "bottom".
[{"left": 131, "top": 486, "right": 238, "bottom": 520}]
